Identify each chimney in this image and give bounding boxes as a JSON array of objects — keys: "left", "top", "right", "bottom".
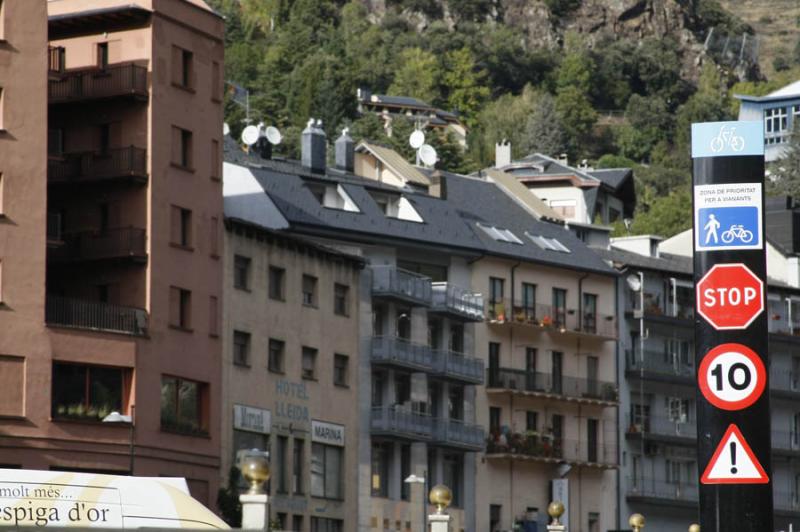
[
  {"left": 429, "top": 171, "right": 447, "bottom": 199},
  {"left": 302, "top": 118, "right": 326, "bottom": 173},
  {"left": 335, "top": 128, "right": 354, "bottom": 172},
  {"left": 495, "top": 140, "right": 511, "bottom": 168},
  {"left": 558, "top": 153, "right": 569, "bottom": 166}
]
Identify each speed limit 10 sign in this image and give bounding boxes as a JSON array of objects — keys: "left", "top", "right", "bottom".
[{"left": 698, "top": 343, "right": 767, "bottom": 411}]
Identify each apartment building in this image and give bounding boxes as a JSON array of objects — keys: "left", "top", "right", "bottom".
[
  {"left": 221, "top": 219, "right": 364, "bottom": 532},
  {"left": 225, "top": 129, "right": 487, "bottom": 532},
  {"left": 598, "top": 200, "right": 800, "bottom": 530},
  {"left": 736, "top": 79, "right": 800, "bottom": 162},
  {"left": 0, "top": 0, "right": 224, "bottom": 505}
]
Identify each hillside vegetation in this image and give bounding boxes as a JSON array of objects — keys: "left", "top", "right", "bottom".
[{"left": 211, "top": 0, "right": 800, "bottom": 238}]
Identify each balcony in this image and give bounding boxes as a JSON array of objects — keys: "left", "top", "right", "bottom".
[
  {"left": 771, "top": 430, "right": 800, "bottom": 455},
  {"left": 486, "top": 299, "right": 616, "bottom": 339},
  {"left": 629, "top": 291, "right": 694, "bottom": 325},
  {"left": 49, "top": 63, "right": 148, "bottom": 104},
  {"left": 46, "top": 295, "right": 148, "bottom": 336},
  {"left": 625, "top": 413, "right": 696, "bottom": 444},
  {"left": 371, "top": 336, "right": 435, "bottom": 372},
  {"left": 371, "top": 265, "right": 432, "bottom": 306},
  {"left": 486, "top": 367, "right": 618, "bottom": 405},
  {"left": 49, "top": 146, "right": 148, "bottom": 185},
  {"left": 626, "top": 478, "right": 698, "bottom": 507},
  {"left": 370, "top": 406, "right": 432, "bottom": 440},
  {"left": 432, "top": 419, "right": 485, "bottom": 451},
  {"left": 770, "top": 369, "right": 800, "bottom": 399},
  {"left": 625, "top": 349, "right": 694, "bottom": 384},
  {"left": 486, "top": 433, "right": 616, "bottom": 468},
  {"left": 49, "top": 227, "right": 147, "bottom": 263},
  {"left": 767, "top": 299, "right": 800, "bottom": 342},
  {"left": 430, "top": 282, "right": 484, "bottom": 321},
  {"left": 434, "top": 350, "right": 484, "bottom": 384}
]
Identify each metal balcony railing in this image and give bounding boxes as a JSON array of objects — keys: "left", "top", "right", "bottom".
[
  {"left": 49, "top": 63, "right": 148, "bottom": 103},
  {"left": 48, "top": 146, "right": 148, "bottom": 184},
  {"left": 431, "top": 282, "right": 484, "bottom": 321},
  {"left": 370, "top": 406, "right": 432, "bottom": 439},
  {"left": 49, "top": 227, "right": 147, "bottom": 262},
  {"left": 770, "top": 369, "right": 800, "bottom": 395},
  {"left": 371, "top": 336, "right": 435, "bottom": 372},
  {"left": 771, "top": 430, "right": 800, "bottom": 452},
  {"left": 626, "top": 477, "right": 698, "bottom": 503},
  {"left": 486, "top": 299, "right": 616, "bottom": 338},
  {"left": 486, "top": 434, "right": 616, "bottom": 466},
  {"left": 434, "top": 350, "right": 484, "bottom": 384},
  {"left": 46, "top": 295, "right": 148, "bottom": 336},
  {"left": 486, "top": 367, "right": 618, "bottom": 403},
  {"left": 432, "top": 418, "right": 485, "bottom": 450},
  {"left": 625, "top": 349, "right": 694, "bottom": 380},
  {"left": 371, "top": 265, "right": 432, "bottom": 306},
  {"left": 625, "top": 412, "right": 697, "bottom": 440}
]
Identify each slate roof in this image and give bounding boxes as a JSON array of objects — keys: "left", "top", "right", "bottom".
[
  {"left": 589, "top": 168, "right": 633, "bottom": 190},
  {"left": 223, "top": 138, "right": 615, "bottom": 276},
  {"left": 592, "top": 246, "right": 693, "bottom": 276}
]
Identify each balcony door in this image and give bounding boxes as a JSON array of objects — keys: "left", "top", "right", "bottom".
[
  {"left": 552, "top": 288, "right": 567, "bottom": 328},
  {"left": 582, "top": 293, "right": 597, "bottom": 333},
  {"left": 587, "top": 418, "right": 598, "bottom": 463},
  {"left": 587, "top": 356, "right": 599, "bottom": 397},
  {"left": 551, "top": 351, "right": 563, "bottom": 394},
  {"left": 551, "top": 414, "right": 563, "bottom": 458},
  {"left": 525, "top": 348, "right": 537, "bottom": 391},
  {"left": 488, "top": 342, "right": 500, "bottom": 386}
]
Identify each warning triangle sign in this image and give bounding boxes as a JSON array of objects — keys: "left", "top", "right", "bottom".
[{"left": 701, "top": 424, "right": 769, "bottom": 484}]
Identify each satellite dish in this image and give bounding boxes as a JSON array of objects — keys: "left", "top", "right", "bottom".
[
  {"left": 409, "top": 130, "right": 425, "bottom": 149},
  {"left": 241, "top": 125, "right": 261, "bottom": 146},
  {"left": 223, "top": 122, "right": 231, "bottom": 137},
  {"left": 265, "top": 126, "right": 282, "bottom": 145},
  {"left": 626, "top": 274, "right": 642, "bottom": 292},
  {"left": 418, "top": 144, "right": 438, "bottom": 167}
]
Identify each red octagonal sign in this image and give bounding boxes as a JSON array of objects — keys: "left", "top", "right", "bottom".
[{"left": 697, "top": 263, "right": 764, "bottom": 330}]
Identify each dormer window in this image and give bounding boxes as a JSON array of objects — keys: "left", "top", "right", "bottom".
[
  {"left": 477, "top": 223, "right": 523, "bottom": 245},
  {"left": 526, "top": 232, "right": 571, "bottom": 253},
  {"left": 369, "top": 191, "right": 424, "bottom": 223},
  {"left": 307, "top": 182, "right": 360, "bottom": 212}
]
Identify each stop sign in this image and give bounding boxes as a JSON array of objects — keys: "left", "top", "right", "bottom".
[{"left": 697, "top": 263, "right": 764, "bottom": 330}]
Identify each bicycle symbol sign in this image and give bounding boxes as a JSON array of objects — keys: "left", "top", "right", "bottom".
[
  {"left": 710, "top": 125, "right": 745, "bottom": 153},
  {"left": 694, "top": 183, "right": 763, "bottom": 252}
]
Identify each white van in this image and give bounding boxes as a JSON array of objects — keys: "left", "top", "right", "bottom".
[{"left": 0, "top": 469, "right": 229, "bottom": 529}]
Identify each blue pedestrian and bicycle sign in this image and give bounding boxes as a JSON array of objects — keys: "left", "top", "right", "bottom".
[{"left": 694, "top": 183, "right": 763, "bottom": 252}]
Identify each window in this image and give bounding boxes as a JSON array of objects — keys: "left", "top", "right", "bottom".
[
  {"left": 293, "top": 438, "right": 304, "bottom": 494},
  {"left": 302, "top": 347, "right": 317, "bottom": 379},
  {"left": 583, "top": 293, "right": 597, "bottom": 333},
  {"left": 97, "top": 42, "right": 109, "bottom": 69},
  {"left": 211, "top": 139, "right": 220, "bottom": 180},
  {"left": 522, "top": 282, "right": 536, "bottom": 318},
  {"left": 170, "top": 205, "right": 193, "bottom": 248},
  {"left": 302, "top": 275, "right": 317, "bottom": 306},
  {"left": 234, "top": 255, "right": 251, "bottom": 290},
  {"left": 489, "top": 406, "right": 501, "bottom": 433},
  {"left": 527, "top": 232, "right": 571, "bottom": 253},
  {"left": 275, "top": 436, "right": 288, "bottom": 493},
  {"left": 232, "top": 429, "right": 268, "bottom": 464},
  {"left": 489, "top": 277, "right": 504, "bottom": 303},
  {"left": 269, "top": 267, "right": 285, "bottom": 301},
  {"left": 766, "top": 106, "right": 789, "bottom": 136},
  {"left": 210, "top": 217, "right": 219, "bottom": 257},
  {"left": 172, "top": 126, "right": 193, "bottom": 169},
  {"left": 276, "top": 513, "right": 287, "bottom": 530},
  {"left": 52, "top": 363, "right": 127, "bottom": 421},
  {"left": 666, "top": 397, "right": 689, "bottom": 423},
  {"left": 268, "top": 339, "right": 285, "bottom": 373},
  {"left": 371, "top": 442, "right": 390, "bottom": 497},
  {"left": 588, "top": 512, "right": 600, "bottom": 532},
  {"left": 172, "top": 46, "right": 194, "bottom": 89},
  {"left": 400, "top": 444, "right": 411, "bottom": 500},
  {"left": 333, "top": 354, "right": 349, "bottom": 387},
  {"left": 442, "top": 453, "right": 463, "bottom": 507},
  {"left": 293, "top": 516, "right": 303, "bottom": 532},
  {"left": 333, "top": 283, "right": 349, "bottom": 316},
  {"left": 209, "top": 296, "right": 218, "bottom": 336},
  {"left": 552, "top": 288, "right": 567, "bottom": 327},
  {"left": 311, "top": 518, "right": 343, "bottom": 532},
  {"left": 450, "top": 323, "right": 464, "bottom": 353},
  {"left": 549, "top": 199, "right": 576, "bottom": 218},
  {"left": 211, "top": 61, "right": 221, "bottom": 102},
  {"left": 368, "top": 191, "right": 422, "bottom": 221},
  {"left": 233, "top": 330, "right": 250, "bottom": 367},
  {"left": 490, "top": 505, "right": 502, "bottom": 532},
  {"left": 396, "top": 306, "right": 411, "bottom": 339},
  {"left": 448, "top": 385, "right": 464, "bottom": 420},
  {"left": 308, "top": 183, "right": 361, "bottom": 212},
  {"left": 526, "top": 411, "right": 538, "bottom": 432},
  {"left": 311, "top": 443, "right": 343, "bottom": 499},
  {"left": 169, "top": 286, "right": 192, "bottom": 329},
  {"left": 160, "top": 376, "right": 207, "bottom": 434},
  {"left": 477, "top": 223, "right": 523, "bottom": 244}
]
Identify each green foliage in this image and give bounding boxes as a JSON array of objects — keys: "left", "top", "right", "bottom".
[
  {"left": 520, "top": 93, "right": 569, "bottom": 157},
  {"left": 388, "top": 48, "right": 442, "bottom": 104},
  {"left": 773, "top": 50, "right": 792, "bottom": 72},
  {"left": 767, "top": 122, "right": 800, "bottom": 198},
  {"left": 442, "top": 47, "right": 490, "bottom": 128},
  {"left": 627, "top": 187, "right": 692, "bottom": 237},
  {"left": 469, "top": 86, "right": 540, "bottom": 165},
  {"left": 216, "top": 467, "right": 243, "bottom": 527},
  {"left": 555, "top": 86, "right": 597, "bottom": 141},
  {"left": 596, "top": 154, "right": 637, "bottom": 169}
]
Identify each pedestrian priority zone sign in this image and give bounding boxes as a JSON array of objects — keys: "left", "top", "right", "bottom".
[{"left": 694, "top": 183, "right": 762, "bottom": 252}]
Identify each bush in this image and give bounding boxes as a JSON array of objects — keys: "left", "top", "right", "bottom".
[{"left": 544, "top": 0, "right": 581, "bottom": 18}]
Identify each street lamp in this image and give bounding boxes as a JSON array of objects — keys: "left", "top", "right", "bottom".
[
  {"left": 103, "top": 408, "right": 134, "bottom": 474},
  {"left": 405, "top": 473, "right": 426, "bottom": 532}
]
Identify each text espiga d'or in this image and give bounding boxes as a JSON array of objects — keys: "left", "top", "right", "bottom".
[{"left": 0, "top": 501, "right": 112, "bottom": 527}]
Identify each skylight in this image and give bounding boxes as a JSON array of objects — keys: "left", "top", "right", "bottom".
[
  {"left": 477, "top": 223, "right": 523, "bottom": 245},
  {"left": 526, "top": 232, "right": 571, "bottom": 253}
]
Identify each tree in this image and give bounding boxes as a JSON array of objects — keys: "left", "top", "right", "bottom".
[
  {"left": 442, "top": 47, "right": 490, "bottom": 128},
  {"left": 388, "top": 48, "right": 442, "bottom": 104},
  {"left": 629, "top": 187, "right": 692, "bottom": 237},
  {"left": 520, "top": 93, "right": 569, "bottom": 157},
  {"left": 469, "top": 85, "right": 540, "bottom": 166},
  {"left": 766, "top": 122, "right": 800, "bottom": 197},
  {"left": 555, "top": 86, "right": 597, "bottom": 142},
  {"left": 615, "top": 95, "right": 673, "bottom": 161}
]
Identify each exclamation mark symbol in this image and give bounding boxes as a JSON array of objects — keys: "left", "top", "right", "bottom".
[{"left": 730, "top": 441, "right": 738, "bottom": 474}]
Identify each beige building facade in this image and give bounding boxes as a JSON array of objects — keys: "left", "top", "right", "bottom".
[
  {"left": 0, "top": 0, "right": 224, "bottom": 506},
  {"left": 221, "top": 220, "right": 364, "bottom": 532}
]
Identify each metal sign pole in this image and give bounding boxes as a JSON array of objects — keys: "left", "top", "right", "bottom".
[{"left": 692, "top": 121, "right": 772, "bottom": 531}]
